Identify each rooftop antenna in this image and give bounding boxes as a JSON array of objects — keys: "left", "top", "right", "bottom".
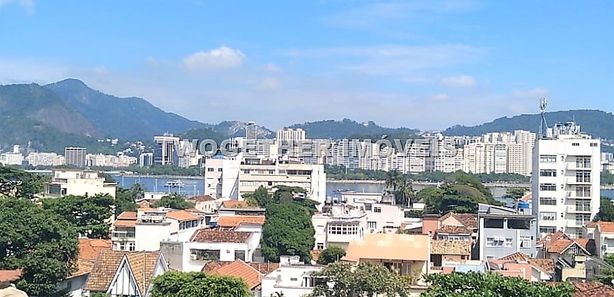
[{"left": 539, "top": 97, "right": 548, "bottom": 138}]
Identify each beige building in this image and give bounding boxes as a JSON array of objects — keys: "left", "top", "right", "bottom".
[{"left": 46, "top": 169, "right": 116, "bottom": 198}]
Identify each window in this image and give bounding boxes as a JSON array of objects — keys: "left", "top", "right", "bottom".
[
  {"left": 576, "top": 156, "right": 591, "bottom": 168},
  {"left": 505, "top": 238, "right": 513, "bottom": 247},
  {"left": 540, "top": 169, "right": 557, "bottom": 177},
  {"left": 328, "top": 224, "right": 359, "bottom": 235},
  {"left": 591, "top": 143, "right": 598, "bottom": 147},
  {"left": 218, "top": 168, "right": 223, "bottom": 172},
  {"left": 235, "top": 250, "right": 246, "bottom": 261},
  {"left": 484, "top": 218, "right": 504, "bottom": 229},
  {"left": 576, "top": 200, "right": 591, "bottom": 212},
  {"left": 572, "top": 143, "right": 580, "bottom": 147},
  {"left": 540, "top": 212, "right": 556, "bottom": 221},
  {"left": 316, "top": 243, "right": 324, "bottom": 250},
  {"left": 520, "top": 236, "right": 532, "bottom": 248},
  {"left": 539, "top": 197, "right": 556, "bottom": 205},
  {"left": 540, "top": 155, "right": 557, "bottom": 163},
  {"left": 540, "top": 183, "right": 556, "bottom": 191},
  {"left": 207, "top": 168, "right": 214, "bottom": 172},
  {"left": 373, "top": 207, "right": 382, "bottom": 213},
  {"left": 367, "top": 221, "right": 377, "bottom": 229},
  {"left": 576, "top": 214, "right": 591, "bottom": 226},
  {"left": 508, "top": 219, "right": 531, "bottom": 230},
  {"left": 119, "top": 242, "right": 125, "bottom": 251},
  {"left": 576, "top": 186, "right": 591, "bottom": 197},
  {"left": 364, "top": 203, "right": 372, "bottom": 211},
  {"left": 576, "top": 171, "right": 591, "bottom": 183},
  {"left": 192, "top": 249, "right": 220, "bottom": 261},
  {"left": 128, "top": 242, "right": 135, "bottom": 251},
  {"left": 486, "top": 237, "right": 510, "bottom": 247},
  {"left": 540, "top": 226, "right": 556, "bottom": 233},
  {"left": 302, "top": 277, "right": 316, "bottom": 288}
]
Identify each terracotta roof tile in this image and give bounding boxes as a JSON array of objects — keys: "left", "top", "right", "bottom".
[
  {"left": 574, "top": 282, "right": 614, "bottom": 297},
  {"left": 430, "top": 240, "right": 471, "bottom": 255},
  {"left": 436, "top": 225, "right": 472, "bottom": 235},
  {"left": 222, "top": 200, "right": 251, "bottom": 209},
  {"left": 189, "top": 195, "right": 216, "bottom": 202},
  {"left": 529, "top": 259, "right": 555, "bottom": 274},
  {"left": 113, "top": 220, "right": 137, "bottom": 228},
  {"left": 439, "top": 212, "right": 478, "bottom": 229},
  {"left": 85, "top": 250, "right": 161, "bottom": 294},
  {"left": 598, "top": 221, "right": 614, "bottom": 233},
  {"left": 190, "top": 229, "right": 251, "bottom": 243},
  {"left": 203, "top": 261, "right": 279, "bottom": 275},
  {"left": 217, "top": 216, "right": 265, "bottom": 228},
  {"left": 0, "top": 269, "right": 22, "bottom": 283},
  {"left": 117, "top": 211, "right": 137, "bottom": 220},
  {"left": 499, "top": 252, "right": 530, "bottom": 262},
  {"left": 209, "top": 260, "right": 263, "bottom": 289},
  {"left": 78, "top": 238, "right": 112, "bottom": 261},
  {"left": 166, "top": 210, "right": 200, "bottom": 221}
]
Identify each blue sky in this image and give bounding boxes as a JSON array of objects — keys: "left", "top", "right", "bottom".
[{"left": 0, "top": 0, "right": 612, "bottom": 130}]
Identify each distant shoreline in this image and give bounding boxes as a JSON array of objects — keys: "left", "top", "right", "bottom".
[{"left": 327, "top": 179, "right": 385, "bottom": 184}]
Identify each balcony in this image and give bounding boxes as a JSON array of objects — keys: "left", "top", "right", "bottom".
[
  {"left": 112, "top": 231, "right": 135, "bottom": 240},
  {"left": 566, "top": 206, "right": 592, "bottom": 213}
]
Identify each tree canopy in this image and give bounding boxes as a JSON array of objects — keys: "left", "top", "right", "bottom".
[
  {"left": 0, "top": 198, "right": 79, "bottom": 296},
  {"left": 596, "top": 196, "right": 614, "bottom": 222},
  {"left": 42, "top": 194, "right": 114, "bottom": 238},
  {"left": 150, "top": 271, "right": 251, "bottom": 297},
  {"left": 260, "top": 186, "right": 317, "bottom": 262},
  {"left": 115, "top": 184, "right": 143, "bottom": 216},
  {"left": 0, "top": 166, "right": 47, "bottom": 199},
  {"left": 153, "top": 193, "right": 194, "bottom": 210},
  {"left": 316, "top": 245, "right": 346, "bottom": 265},
  {"left": 308, "top": 262, "right": 413, "bottom": 297},
  {"left": 421, "top": 272, "right": 574, "bottom": 297}
]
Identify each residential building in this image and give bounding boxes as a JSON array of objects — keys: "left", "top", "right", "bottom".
[
  {"left": 477, "top": 203, "right": 537, "bottom": 260},
  {"left": 56, "top": 238, "right": 112, "bottom": 297},
  {"left": 204, "top": 155, "right": 327, "bottom": 206},
  {"left": 0, "top": 145, "right": 23, "bottom": 166},
  {"left": 532, "top": 122, "right": 601, "bottom": 238},
  {"left": 139, "top": 152, "right": 154, "bottom": 167},
  {"left": 261, "top": 256, "right": 323, "bottom": 297},
  {"left": 153, "top": 134, "right": 179, "bottom": 165},
  {"left": 487, "top": 252, "right": 554, "bottom": 282},
  {"left": 593, "top": 221, "right": 614, "bottom": 257},
  {"left": 83, "top": 250, "right": 168, "bottom": 297},
  {"left": 203, "top": 259, "right": 279, "bottom": 295},
  {"left": 430, "top": 240, "right": 472, "bottom": 268},
  {"left": 187, "top": 195, "right": 218, "bottom": 214},
  {"left": 343, "top": 233, "right": 430, "bottom": 284},
  {"left": 25, "top": 152, "right": 65, "bottom": 167},
  {"left": 276, "top": 128, "right": 306, "bottom": 142},
  {"left": 46, "top": 169, "right": 116, "bottom": 198},
  {"left": 312, "top": 204, "right": 367, "bottom": 250},
  {"left": 65, "top": 147, "right": 87, "bottom": 167}
]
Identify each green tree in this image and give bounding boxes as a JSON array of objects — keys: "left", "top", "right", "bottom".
[
  {"left": 598, "top": 253, "right": 614, "bottom": 286},
  {"left": 316, "top": 246, "right": 346, "bottom": 265},
  {"left": 596, "top": 196, "right": 614, "bottom": 222},
  {"left": 261, "top": 186, "right": 316, "bottom": 262},
  {"left": 308, "top": 262, "right": 412, "bottom": 297},
  {"left": 115, "top": 184, "right": 143, "bottom": 216},
  {"left": 0, "top": 166, "right": 47, "bottom": 199},
  {"left": 243, "top": 186, "right": 273, "bottom": 208},
  {"left": 150, "top": 271, "right": 250, "bottom": 297},
  {"left": 153, "top": 193, "right": 194, "bottom": 210},
  {"left": 504, "top": 187, "right": 529, "bottom": 200},
  {"left": 42, "top": 194, "right": 114, "bottom": 238},
  {"left": 0, "top": 198, "right": 79, "bottom": 296},
  {"left": 421, "top": 272, "right": 574, "bottom": 297}
]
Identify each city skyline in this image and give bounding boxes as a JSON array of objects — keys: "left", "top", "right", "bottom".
[{"left": 0, "top": 1, "right": 612, "bottom": 130}]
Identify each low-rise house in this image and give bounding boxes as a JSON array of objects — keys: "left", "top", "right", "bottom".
[
  {"left": 83, "top": 250, "right": 167, "bottom": 297},
  {"left": 477, "top": 203, "right": 537, "bottom": 260},
  {"left": 56, "top": 238, "right": 111, "bottom": 297},
  {"left": 343, "top": 233, "right": 430, "bottom": 284},
  {"left": 594, "top": 221, "right": 614, "bottom": 257},
  {"left": 573, "top": 282, "right": 614, "bottom": 297},
  {"left": 161, "top": 228, "right": 261, "bottom": 272},
  {"left": 203, "top": 259, "right": 279, "bottom": 295},
  {"left": 434, "top": 225, "right": 472, "bottom": 241},
  {"left": 218, "top": 200, "right": 266, "bottom": 216},
  {"left": 487, "top": 252, "right": 554, "bottom": 282},
  {"left": 261, "top": 256, "right": 323, "bottom": 297},
  {"left": 538, "top": 231, "right": 592, "bottom": 261},
  {"left": 0, "top": 270, "right": 27, "bottom": 297},
  {"left": 430, "top": 240, "right": 472, "bottom": 268},
  {"left": 312, "top": 204, "right": 366, "bottom": 250},
  {"left": 112, "top": 211, "right": 137, "bottom": 251},
  {"left": 439, "top": 212, "right": 478, "bottom": 240},
  {"left": 187, "top": 195, "right": 218, "bottom": 214},
  {"left": 214, "top": 215, "right": 265, "bottom": 232}
]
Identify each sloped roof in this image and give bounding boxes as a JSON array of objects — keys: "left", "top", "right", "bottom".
[
  {"left": 222, "top": 200, "right": 251, "bottom": 209},
  {"left": 435, "top": 225, "right": 472, "bottom": 235},
  {"left": 209, "top": 260, "right": 263, "bottom": 289},
  {"left": 203, "top": 260, "right": 278, "bottom": 275},
  {"left": 497, "top": 252, "right": 555, "bottom": 274},
  {"left": 343, "top": 234, "right": 429, "bottom": 262},
  {"left": 597, "top": 221, "right": 614, "bottom": 233},
  {"left": 117, "top": 211, "right": 137, "bottom": 220},
  {"left": 189, "top": 195, "right": 216, "bottom": 202},
  {"left": 166, "top": 210, "right": 200, "bottom": 221},
  {"left": 190, "top": 229, "right": 251, "bottom": 243},
  {"left": 72, "top": 238, "right": 112, "bottom": 278},
  {"left": 430, "top": 240, "right": 471, "bottom": 255},
  {"left": 0, "top": 269, "right": 22, "bottom": 283},
  {"left": 440, "top": 212, "right": 477, "bottom": 229},
  {"left": 85, "top": 250, "right": 161, "bottom": 295},
  {"left": 574, "top": 282, "right": 614, "bottom": 297},
  {"left": 113, "top": 220, "right": 137, "bottom": 228},
  {"left": 499, "top": 252, "right": 530, "bottom": 262},
  {"left": 217, "top": 216, "right": 265, "bottom": 228}
]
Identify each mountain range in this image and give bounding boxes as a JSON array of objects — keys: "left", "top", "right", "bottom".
[{"left": 1, "top": 78, "right": 613, "bottom": 153}]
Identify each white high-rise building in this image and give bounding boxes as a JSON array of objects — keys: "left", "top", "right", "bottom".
[
  {"left": 154, "top": 134, "right": 180, "bottom": 165},
  {"left": 532, "top": 122, "right": 600, "bottom": 238},
  {"left": 276, "top": 128, "right": 306, "bottom": 142}
]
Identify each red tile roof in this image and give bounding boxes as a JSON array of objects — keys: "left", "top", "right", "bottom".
[
  {"left": 190, "top": 229, "right": 251, "bottom": 243},
  {"left": 436, "top": 225, "right": 472, "bottom": 235},
  {"left": 222, "top": 200, "right": 251, "bottom": 209},
  {"left": 85, "top": 250, "right": 161, "bottom": 294},
  {"left": 209, "top": 260, "right": 263, "bottom": 289},
  {"left": 0, "top": 269, "right": 22, "bottom": 283},
  {"left": 598, "top": 221, "right": 614, "bottom": 233},
  {"left": 117, "top": 211, "right": 137, "bottom": 220},
  {"left": 217, "top": 216, "right": 265, "bottom": 228},
  {"left": 574, "top": 282, "right": 614, "bottom": 297},
  {"left": 166, "top": 210, "right": 200, "bottom": 221},
  {"left": 439, "top": 212, "right": 478, "bottom": 230},
  {"left": 189, "top": 195, "right": 216, "bottom": 202},
  {"left": 79, "top": 238, "right": 112, "bottom": 261}
]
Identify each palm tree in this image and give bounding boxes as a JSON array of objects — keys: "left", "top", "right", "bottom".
[{"left": 397, "top": 178, "right": 415, "bottom": 207}]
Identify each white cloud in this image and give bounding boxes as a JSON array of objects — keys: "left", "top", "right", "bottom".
[
  {"left": 0, "top": 0, "right": 35, "bottom": 14},
  {"left": 256, "top": 77, "right": 281, "bottom": 91},
  {"left": 440, "top": 75, "right": 476, "bottom": 87},
  {"left": 183, "top": 46, "right": 245, "bottom": 71},
  {"left": 262, "top": 63, "right": 282, "bottom": 73}
]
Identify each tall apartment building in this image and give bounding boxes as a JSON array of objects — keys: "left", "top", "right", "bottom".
[
  {"left": 139, "top": 152, "right": 154, "bottom": 167},
  {"left": 65, "top": 147, "right": 87, "bottom": 167},
  {"left": 532, "top": 122, "right": 600, "bottom": 238},
  {"left": 276, "top": 128, "right": 306, "bottom": 142},
  {"left": 154, "top": 134, "right": 179, "bottom": 165}
]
